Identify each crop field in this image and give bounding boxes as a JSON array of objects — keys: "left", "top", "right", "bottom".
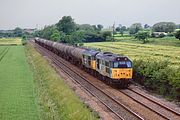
[
  {"left": 113, "top": 36, "right": 180, "bottom": 47},
  {"left": 0, "top": 45, "right": 39, "bottom": 119},
  {"left": 0, "top": 38, "right": 22, "bottom": 45},
  {"left": 84, "top": 41, "right": 180, "bottom": 67}
]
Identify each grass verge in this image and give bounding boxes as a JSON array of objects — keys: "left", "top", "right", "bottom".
[{"left": 25, "top": 43, "right": 99, "bottom": 120}]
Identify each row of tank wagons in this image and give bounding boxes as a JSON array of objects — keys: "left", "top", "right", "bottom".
[
  {"left": 35, "top": 38, "right": 133, "bottom": 88},
  {"left": 35, "top": 38, "right": 85, "bottom": 64}
]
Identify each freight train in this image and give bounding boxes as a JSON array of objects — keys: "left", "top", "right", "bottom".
[{"left": 35, "top": 38, "right": 133, "bottom": 88}]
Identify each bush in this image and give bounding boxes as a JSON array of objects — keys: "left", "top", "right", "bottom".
[
  {"left": 167, "top": 33, "right": 174, "bottom": 37},
  {"left": 83, "top": 32, "right": 104, "bottom": 42},
  {"left": 174, "top": 30, "right": 180, "bottom": 40},
  {"left": 159, "top": 33, "right": 165, "bottom": 38},
  {"left": 133, "top": 59, "right": 180, "bottom": 101},
  {"left": 22, "top": 35, "right": 27, "bottom": 45},
  {"left": 101, "top": 31, "right": 112, "bottom": 41},
  {"left": 134, "top": 31, "right": 149, "bottom": 43}
]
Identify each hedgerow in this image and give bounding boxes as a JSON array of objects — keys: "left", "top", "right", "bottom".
[{"left": 133, "top": 59, "right": 180, "bottom": 101}]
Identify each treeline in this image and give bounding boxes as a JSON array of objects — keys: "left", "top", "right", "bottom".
[
  {"left": 35, "top": 17, "right": 180, "bottom": 45},
  {"left": 0, "top": 27, "right": 34, "bottom": 38},
  {"left": 115, "top": 22, "right": 180, "bottom": 43},
  {"left": 34, "top": 16, "right": 112, "bottom": 45}
]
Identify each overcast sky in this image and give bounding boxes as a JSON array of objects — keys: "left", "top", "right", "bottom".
[{"left": 0, "top": 0, "right": 180, "bottom": 30}]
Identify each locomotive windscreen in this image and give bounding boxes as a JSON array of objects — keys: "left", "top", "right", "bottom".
[{"left": 113, "top": 61, "right": 132, "bottom": 68}]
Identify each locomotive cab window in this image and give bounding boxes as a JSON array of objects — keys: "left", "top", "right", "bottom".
[
  {"left": 126, "top": 61, "right": 132, "bottom": 68},
  {"left": 113, "top": 61, "right": 132, "bottom": 68}
]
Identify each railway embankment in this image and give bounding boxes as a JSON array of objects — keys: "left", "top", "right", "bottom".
[{"left": 25, "top": 43, "right": 99, "bottom": 120}]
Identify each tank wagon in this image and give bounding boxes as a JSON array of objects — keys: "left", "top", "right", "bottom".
[{"left": 35, "top": 38, "right": 133, "bottom": 88}]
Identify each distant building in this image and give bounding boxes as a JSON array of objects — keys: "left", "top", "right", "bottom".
[
  {"left": 23, "top": 29, "right": 36, "bottom": 34},
  {"left": 152, "top": 32, "right": 167, "bottom": 37}
]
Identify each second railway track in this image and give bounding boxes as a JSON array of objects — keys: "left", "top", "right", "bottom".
[{"left": 120, "top": 88, "right": 180, "bottom": 120}]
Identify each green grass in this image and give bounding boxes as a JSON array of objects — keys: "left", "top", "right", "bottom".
[
  {"left": 25, "top": 44, "right": 99, "bottom": 120},
  {"left": 0, "top": 45, "right": 39, "bottom": 120}
]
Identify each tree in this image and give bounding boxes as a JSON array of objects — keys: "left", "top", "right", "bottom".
[
  {"left": 134, "top": 31, "right": 149, "bottom": 43},
  {"left": 176, "top": 24, "right": 180, "bottom": 29},
  {"left": 82, "top": 31, "right": 104, "bottom": 42},
  {"left": 70, "top": 31, "right": 84, "bottom": 45},
  {"left": 59, "top": 31, "right": 66, "bottom": 42},
  {"left": 76, "top": 24, "right": 94, "bottom": 31},
  {"left": 14, "top": 27, "right": 23, "bottom": 37},
  {"left": 152, "top": 22, "right": 176, "bottom": 33},
  {"left": 97, "top": 24, "right": 103, "bottom": 31},
  {"left": 101, "top": 31, "right": 112, "bottom": 41},
  {"left": 116, "top": 27, "right": 121, "bottom": 32},
  {"left": 175, "top": 30, "right": 180, "bottom": 40},
  {"left": 116, "top": 26, "right": 126, "bottom": 36},
  {"left": 129, "top": 23, "right": 142, "bottom": 35},
  {"left": 41, "top": 25, "right": 58, "bottom": 40},
  {"left": 56, "top": 16, "right": 76, "bottom": 34},
  {"left": 50, "top": 29, "right": 60, "bottom": 41},
  {"left": 144, "top": 24, "right": 150, "bottom": 29},
  {"left": 92, "top": 25, "right": 99, "bottom": 31}
]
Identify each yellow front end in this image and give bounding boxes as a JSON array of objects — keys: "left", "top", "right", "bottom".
[
  {"left": 91, "top": 60, "right": 96, "bottom": 70},
  {"left": 111, "top": 68, "right": 133, "bottom": 79}
]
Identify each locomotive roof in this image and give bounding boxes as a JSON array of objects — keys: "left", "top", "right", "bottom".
[
  {"left": 96, "top": 52, "right": 130, "bottom": 61},
  {"left": 82, "top": 49, "right": 100, "bottom": 56}
]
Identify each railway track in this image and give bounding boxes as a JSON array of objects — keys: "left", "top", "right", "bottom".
[
  {"left": 119, "top": 88, "right": 180, "bottom": 120},
  {"left": 31, "top": 41, "right": 143, "bottom": 120},
  {"left": 31, "top": 41, "right": 180, "bottom": 120}
]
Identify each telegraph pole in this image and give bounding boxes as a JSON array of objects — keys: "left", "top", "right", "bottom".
[{"left": 112, "top": 21, "right": 115, "bottom": 42}]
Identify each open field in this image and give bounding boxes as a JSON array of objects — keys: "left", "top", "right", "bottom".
[
  {"left": 84, "top": 41, "right": 180, "bottom": 67},
  {"left": 113, "top": 36, "right": 180, "bottom": 47},
  {"left": 0, "top": 45, "right": 39, "bottom": 120},
  {"left": 0, "top": 38, "right": 22, "bottom": 45}
]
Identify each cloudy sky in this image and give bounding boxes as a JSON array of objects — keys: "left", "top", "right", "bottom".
[{"left": 0, "top": 0, "right": 180, "bottom": 30}]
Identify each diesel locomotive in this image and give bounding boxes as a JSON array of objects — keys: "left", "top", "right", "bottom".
[{"left": 35, "top": 38, "right": 133, "bottom": 88}]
